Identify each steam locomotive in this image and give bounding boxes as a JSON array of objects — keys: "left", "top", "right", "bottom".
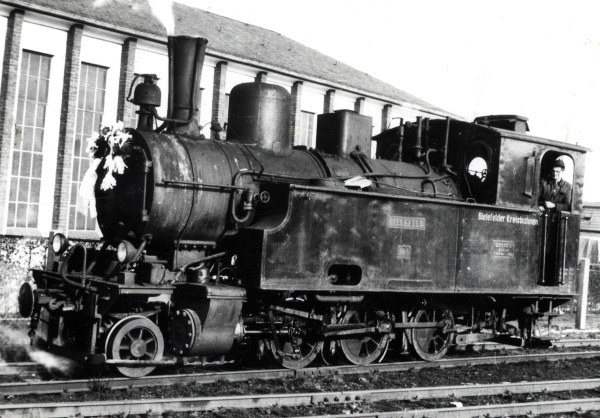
[{"left": 18, "top": 36, "right": 587, "bottom": 377}]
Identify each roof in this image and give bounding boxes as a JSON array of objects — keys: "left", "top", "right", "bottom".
[
  {"left": 2, "top": 0, "right": 450, "bottom": 115},
  {"left": 582, "top": 202, "right": 600, "bottom": 233}
]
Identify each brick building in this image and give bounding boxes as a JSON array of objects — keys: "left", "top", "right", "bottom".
[{"left": 0, "top": 0, "right": 454, "bottom": 240}]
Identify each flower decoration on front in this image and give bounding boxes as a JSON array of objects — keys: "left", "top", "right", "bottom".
[
  {"left": 77, "top": 121, "right": 132, "bottom": 218},
  {"left": 86, "top": 121, "right": 132, "bottom": 190}
]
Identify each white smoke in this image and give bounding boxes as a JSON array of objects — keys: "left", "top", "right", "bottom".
[
  {"left": 28, "top": 350, "right": 79, "bottom": 376},
  {"left": 0, "top": 322, "right": 78, "bottom": 377},
  {"left": 91, "top": 0, "right": 176, "bottom": 36},
  {"left": 148, "top": 0, "right": 176, "bottom": 36}
]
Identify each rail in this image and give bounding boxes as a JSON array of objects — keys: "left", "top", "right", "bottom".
[
  {"left": 2, "top": 349, "right": 600, "bottom": 397},
  {"left": 2, "top": 378, "right": 600, "bottom": 417}
]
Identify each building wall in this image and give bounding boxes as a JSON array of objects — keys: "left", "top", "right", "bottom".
[{"left": 0, "top": 15, "right": 6, "bottom": 77}]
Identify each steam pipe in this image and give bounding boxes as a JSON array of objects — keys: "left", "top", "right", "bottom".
[
  {"left": 423, "top": 117, "right": 430, "bottom": 152},
  {"left": 397, "top": 118, "right": 404, "bottom": 162},
  {"left": 443, "top": 116, "right": 451, "bottom": 169},
  {"left": 60, "top": 244, "right": 89, "bottom": 291},
  {"left": 414, "top": 116, "right": 423, "bottom": 160}
]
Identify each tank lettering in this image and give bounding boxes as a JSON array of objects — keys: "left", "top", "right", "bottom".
[
  {"left": 477, "top": 211, "right": 538, "bottom": 226},
  {"left": 388, "top": 216, "right": 426, "bottom": 230},
  {"left": 397, "top": 245, "right": 412, "bottom": 260},
  {"left": 492, "top": 240, "right": 515, "bottom": 258}
]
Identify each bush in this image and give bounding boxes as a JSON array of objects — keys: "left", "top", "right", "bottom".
[{"left": 0, "top": 238, "right": 46, "bottom": 317}]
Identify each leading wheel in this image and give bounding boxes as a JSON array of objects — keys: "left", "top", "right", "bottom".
[
  {"left": 410, "top": 305, "right": 454, "bottom": 361},
  {"left": 338, "top": 308, "right": 390, "bottom": 365},
  {"left": 105, "top": 316, "right": 164, "bottom": 377},
  {"left": 268, "top": 301, "right": 323, "bottom": 369}
]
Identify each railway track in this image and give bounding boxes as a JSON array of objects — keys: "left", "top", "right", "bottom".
[
  {"left": 2, "top": 349, "right": 600, "bottom": 397},
  {"left": 2, "top": 377, "right": 600, "bottom": 417},
  {"left": 2, "top": 338, "right": 599, "bottom": 379}
]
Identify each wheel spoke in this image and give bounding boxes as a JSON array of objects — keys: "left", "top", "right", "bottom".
[
  {"left": 411, "top": 306, "right": 454, "bottom": 361},
  {"left": 106, "top": 317, "right": 165, "bottom": 378},
  {"left": 339, "top": 308, "right": 389, "bottom": 366}
]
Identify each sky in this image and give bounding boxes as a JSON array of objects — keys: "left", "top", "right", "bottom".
[{"left": 172, "top": 0, "right": 600, "bottom": 201}]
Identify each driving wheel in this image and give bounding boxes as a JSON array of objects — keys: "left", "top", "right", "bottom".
[
  {"left": 105, "top": 315, "right": 164, "bottom": 377},
  {"left": 410, "top": 305, "right": 454, "bottom": 361},
  {"left": 338, "top": 308, "right": 390, "bottom": 365},
  {"left": 268, "top": 301, "right": 323, "bottom": 369}
]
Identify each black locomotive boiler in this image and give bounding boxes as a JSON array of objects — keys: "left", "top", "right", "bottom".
[{"left": 19, "top": 36, "right": 587, "bottom": 377}]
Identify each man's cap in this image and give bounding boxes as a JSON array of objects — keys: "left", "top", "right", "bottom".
[{"left": 553, "top": 159, "right": 565, "bottom": 170}]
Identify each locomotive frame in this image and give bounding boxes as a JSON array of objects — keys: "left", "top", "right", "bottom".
[{"left": 18, "top": 36, "right": 588, "bottom": 377}]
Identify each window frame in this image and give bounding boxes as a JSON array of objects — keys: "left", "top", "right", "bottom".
[{"left": 5, "top": 50, "right": 53, "bottom": 234}]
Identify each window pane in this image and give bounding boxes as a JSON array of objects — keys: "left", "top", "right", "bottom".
[
  {"left": 98, "top": 68, "right": 107, "bottom": 86},
  {"left": 16, "top": 204, "right": 27, "bottom": 227},
  {"left": 70, "top": 182, "right": 78, "bottom": 205},
  {"left": 19, "top": 152, "right": 31, "bottom": 177},
  {"left": 26, "top": 76, "right": 38, "bottom": 101},
  {"left": 33, "top": 128, "right": 43, "bottom": 152},
  {"left": 95, "top": 90, "right": 105, "bottom": 111},
  {"left": 83, "top": 111, "right": 94, "bottom": 136},
  {"left": 76, "top": 111, "right": 84, "bottom": 134},
  {"left": 85, "top": 87, "right": 96, "bottom": 110},
  {"left": 38, "top": 79, "right": 49, "bottom": 103},
  {"left": 24, "top": 102, "right": 35, "bottom": 126},
  {"left": 74, "top": 137, "right": 81, "bottom": 157},
  {"left": 7, "top": 203, "right": 16, "bottom": 227},
  {"left": 29, "top": 53, "right": 40, "bottom": 74},
  {"left": 69, "top": 207, "right": 75, "bottom": 230},
  {"left": 36, "top": 103, "right": 46, "bottom": 127},
  {"left": 40, "top": 56, "right": 51, "bottom": 78},
  {"left": 75, "top": 212, "right": 85, "bottom": 230},
  {"left": 16, "top": 99, "right": 24, "bottom": 124},
  {"left": 18, "top": 74, "right": 27, "bottom": 98},
  {"left": 32, "top": 154, "right": 43, "bottom": 178},
  {"left": 9, "top": 177, "right": 18, "bottom": 201},
  {"left": 86, "top": 66, "right": 97, "bottom": 87},
  {"left": 18, "top": 177, "right": 29, "bottom": 202},
  {"left": 30, "top": 179, "right": 41, "bottom": 203},
  {"left": 11, "top": 151, "right": 20, "bottom": 176},
  {"left": 27, "top": 204, "right": 38, "bottom": 228},
  {"left": 72, "top": 158, "right": 80, "bottom": 181},
  {"left": 22, "top": 127, "right": 33, "bottom": 151}
]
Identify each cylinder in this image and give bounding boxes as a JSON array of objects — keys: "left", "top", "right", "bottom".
[{"left": 169, "top": 299, "right": 243, "bottom": 357}]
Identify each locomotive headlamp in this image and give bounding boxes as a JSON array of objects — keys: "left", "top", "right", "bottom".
[
  {"left": 52, "top": 233, "right": 69, "bottom": 255},
  {"left": 117, "top": 240, "right": 137, "bottom": 263}
]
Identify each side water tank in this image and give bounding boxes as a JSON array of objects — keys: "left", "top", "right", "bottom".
[{"left": 226, "top": 81, "right": 291, "bottom": 151}]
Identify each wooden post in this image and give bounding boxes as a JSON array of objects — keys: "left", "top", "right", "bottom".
[{"left": 576, "top": 258, "right": 590, "bottom": 329}]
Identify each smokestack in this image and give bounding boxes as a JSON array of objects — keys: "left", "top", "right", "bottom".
[{"left": 166, "top": 36, "right": 208, "bottom": 136}]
